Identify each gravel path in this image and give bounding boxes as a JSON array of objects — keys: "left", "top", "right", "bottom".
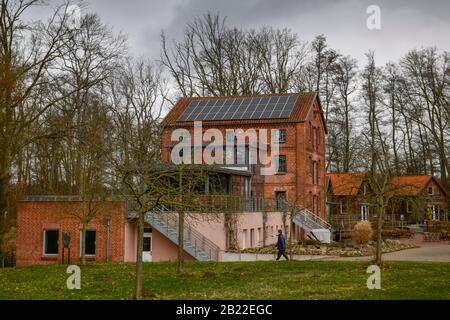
[{"left": 321, "top": 243, "right": 450, "bottom": 262}]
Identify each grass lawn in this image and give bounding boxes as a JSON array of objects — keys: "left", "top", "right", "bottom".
[{"left": 0, "top": 261, "right": 449, "bottom": 300}]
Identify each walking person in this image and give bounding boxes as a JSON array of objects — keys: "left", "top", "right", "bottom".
[{"left": 275, "top": 230, "right": 289, "bottom": 260}]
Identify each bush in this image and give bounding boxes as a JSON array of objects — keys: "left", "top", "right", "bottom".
[{"left": 352, "top": 221, "right": 373, "bottom": 244}]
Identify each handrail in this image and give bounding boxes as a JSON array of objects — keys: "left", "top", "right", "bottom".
[{"left": 148, "top": 206, "right": 220, "bottom": 261}]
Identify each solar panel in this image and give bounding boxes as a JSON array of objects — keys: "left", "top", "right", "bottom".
[{"left": 178, "top": 95, "right": 298, "bottom": 121}]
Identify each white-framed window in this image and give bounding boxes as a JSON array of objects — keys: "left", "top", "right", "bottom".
[
  {"left": 43, "top": 229, "right": 59, "bottom": 256},
  {"left": 80, "top": 230, "right": 96, "bottom": 256},
  {"left": 428, "top": 186, "right": 434, "bottom": 195},
  {"left": 432, "top": 205, "right": 440, "bottom": 221},
  {"left": 361, "top": 205, "right": 369, "bottom": 221}
]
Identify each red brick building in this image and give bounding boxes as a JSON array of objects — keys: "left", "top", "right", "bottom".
[
  {"left": 161, "top": 93, "right": 328, "bottom": 219},
  {"left": 16, "top": 198, "right": 127, "bottom": 266},
  {"left": 15, "top": 92, "right": 330, "bottom": 266}
]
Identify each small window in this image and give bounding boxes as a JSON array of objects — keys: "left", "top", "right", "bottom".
[
  {"left": 80, "top": 230, "right": 96, "bottom": 256},
  {"left": 317, "top": 161, "right": 320, "bottom": 184},
  {"left": 275, "top": 191, "right": 287, "bottom": 210},
  {"left": 308, "top": 157, "right": 313, "bottom": 176},
  {"left": 312, "top": 161, "right": 317, "bottom": 184},
  {"left": 278, "top": 129, "right": 287, "bottom": 144},
  {"left": 308, "top": 122, "right": 312, "bottom": 142},
  {"left": 277, "top": 155, "right": 287, "bottom": 173},
  {"left": 340, "top": 201, "right": 348, "bottom": 214},
  {"left": 428, "top": 187, "right": 434, "bottom": 195},
  {"left": 44, "top": 230, "right": 59, "bottom": 255},
  {"left": 406, "top": 201, "right": 412, "bottom": 213},
  {"left": 361, "top": 205, "right": 369, "bottom": 221}
]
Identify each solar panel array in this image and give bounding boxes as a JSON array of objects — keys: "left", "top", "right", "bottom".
[{"left": 178, "top": 95, "right": 299, "bottom": 122}]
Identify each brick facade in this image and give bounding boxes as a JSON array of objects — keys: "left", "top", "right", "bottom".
[
  {"left": 16, "top": 201, "right": 127, "bottom": 266},
  {"left": 161, "top": 93, "right": 328, "bottom": 219}
]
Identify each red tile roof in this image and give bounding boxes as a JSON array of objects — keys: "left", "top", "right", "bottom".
[
  {"left": 389, "top": 175, "right": 447, "bottom": 196},
  {"left": 327, "top": 173, "right": 365, "bottom": 196},
  {"left": 162, "top": 92, "right": 327, "bottom": 133}
]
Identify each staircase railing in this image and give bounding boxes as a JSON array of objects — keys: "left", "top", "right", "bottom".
[
  {"left": 293, "top": 207, "right": 332, "bottom": 231},
  {"left": 146, "top": 205, "right": 220, "bottom": 261}
]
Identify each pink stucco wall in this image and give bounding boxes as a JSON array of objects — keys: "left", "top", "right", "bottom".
[
  {"left": 124, "top": 221, "right": 136, "bottom": 262},
  {"left": 123, "top": 211, "right": 292, "bottom": 262}
]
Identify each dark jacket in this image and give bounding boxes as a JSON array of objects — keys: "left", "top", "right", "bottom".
[{"left": 276, "top": 234, "right": 286, "bottom": 251}]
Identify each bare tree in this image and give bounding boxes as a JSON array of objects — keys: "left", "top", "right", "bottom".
[{"left": 105, "top": 58, "right": 169, "bottom": 299}]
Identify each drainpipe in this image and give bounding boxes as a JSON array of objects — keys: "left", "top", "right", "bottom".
[{"left": 103, "top": 213, "right": 112, "bottom": 263}]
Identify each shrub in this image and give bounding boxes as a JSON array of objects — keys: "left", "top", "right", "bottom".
[{"left": 352, "top": 221, "right": 373, "bottom": 244}]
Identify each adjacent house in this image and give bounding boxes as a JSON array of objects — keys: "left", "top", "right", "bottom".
[
  {"left": 326, "top": 173, "right": 448, "bottom": 234},
  {"left": 16, "top": 92, "right": 331, "bottom": 266},
  {"left": 388, "top": 175, "right": 448, "bottom": 224}
]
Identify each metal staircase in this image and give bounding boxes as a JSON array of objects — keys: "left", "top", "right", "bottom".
[
  {"left": 292, "top": 207, "right": 332, "bottom": 243},
  {"left": 145, "top": 206, "right": 220, "bottom": 261}
]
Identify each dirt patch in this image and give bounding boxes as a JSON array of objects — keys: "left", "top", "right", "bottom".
[{"left": 142, "top": 288, "right": 157, "bottom": 300}]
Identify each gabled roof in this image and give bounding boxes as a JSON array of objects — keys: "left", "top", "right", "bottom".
[
  {"left": 327, "top": 173, "right": 366, "bottom": 196},
  {"left": 162, "top": 92, "right": 328, "bottom": 133},
  {"left": 389, "top": 175, "right": 447, "bottom": 197}
]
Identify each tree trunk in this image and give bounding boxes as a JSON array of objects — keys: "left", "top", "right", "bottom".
[
  {"left": 375, "top": 204, "right": 383, "bottom": 266},
  {"left": 178, "top": 211, "right": 185, "bottom": 274},
  {"left": 134, "top": 211, "right": 145, "bottom": 300}
]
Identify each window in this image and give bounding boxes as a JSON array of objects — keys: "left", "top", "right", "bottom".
[
  {"left": 250, "top": 229, "right": 255, "bottom": 247},
  {"left": 80, "top": 230, "right": 96, "bottom": 256},
  {"left": 275, "top": 191, "right": 287, "bottom": 210},
  {"left": 340, "top": 201, "right": 348, "bottom": 214},
  {"left": 432, "top": 205, "right": 440, "bottom": 221},
  {"left": 428, "top": 186, "right": 434, "bottom": 195},
  {"left": 308, "top": 157, "right": 313, "bottom": 176},
  {"left": 317, "top": 130, "right": 321, "bottom": 146},
  {"left": 313, "top": 161, "right": 319, "bottom": 185},
  {"left": 317, "top": 161, "right": 321, "bottom": 184},
  {"left": 312, "top": 127, "right": 316, "bottom": 147},
  {"left": 277, "top": 155, "right": 287, "bottom": 173},
  {"left": 406, "top": 201, "right": 412, "bottom": 213},
  {"left": 257, "top": 228, "right": 261, "bottom": 246},
  {"left": 308, "top": 122, "right": 312, "bottom": 142},
  {"left": 278, "top": 129, "right": 287, "bottom": 144},
  {"left": 313, "top": 195, "right": 319, "bottom": 215},
  {"left": 44, "top": 230, "right": 59, "bottom": 255},
  {"left": 361, "top": 205, "right": 369, "bottom": 221}
]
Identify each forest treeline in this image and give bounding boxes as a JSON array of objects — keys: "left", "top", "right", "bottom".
[{"left": 0, "top": 2, "right": 449, "bottom": 244}]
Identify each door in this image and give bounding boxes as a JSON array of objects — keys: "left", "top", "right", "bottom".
[{"left": 143, "top": 228, "right": 152, "bottom": 262}]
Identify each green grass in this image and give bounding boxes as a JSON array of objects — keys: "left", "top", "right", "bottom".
[{"left": 0, "top": 261, "right": 449, "bottom": 300}]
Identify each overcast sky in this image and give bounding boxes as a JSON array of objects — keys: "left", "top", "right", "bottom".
[{"left": 29, "top": 0, "right": 450, "bottom": 66}]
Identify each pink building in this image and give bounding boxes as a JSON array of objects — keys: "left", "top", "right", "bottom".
[{"left": 16, "top": 196, "right": 291, "bottom": 265}]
